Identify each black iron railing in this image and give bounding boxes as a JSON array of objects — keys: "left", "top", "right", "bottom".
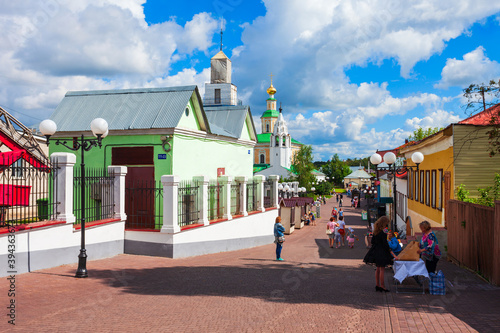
[
  {"left": 247, "top": 180, "right": 258, "bottom": 212},
  {"left": 178, "top": 180, "right": 199, "bottom": 227},
  {"left": 264, "top": 179, "right": 274, "bottom": 208},
  {"left": 73, "top": 167, "right": 114, "bottom": 224},
  {"left": 230, "top": 182, "right": 241, "bottom": 215},
  {"left": 208, "top": 180, "right": 223, "bottom": 221},
  {"left": 0, "top": 156, "right": 58, "bottom": 227}
]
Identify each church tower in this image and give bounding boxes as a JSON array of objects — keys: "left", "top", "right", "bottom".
[
  {"left": 260, "top": 77, "right": 279, "bottom": 134},
  {"left": 204, "top": 30, "right": 238, "bottom": 106},
  {"left": 270, "top": 104, "right": 292, "bottom": 169}
]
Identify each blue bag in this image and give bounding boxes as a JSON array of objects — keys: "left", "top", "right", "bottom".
[{"left": 429, "top": 270, "right": 446, "bottom": 295}]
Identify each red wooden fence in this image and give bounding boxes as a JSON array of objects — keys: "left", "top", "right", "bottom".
[{"left": 447, "top": 200, "right": 500, "bottom": 285}]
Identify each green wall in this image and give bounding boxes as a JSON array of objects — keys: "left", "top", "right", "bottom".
[
  {"left": 172, "top": 134, "right": 254, "bottom": 180},
  {"left": 48, "top": 134, "right": 173, "bottom": 182},
  {"left": 49, "top": 132, "right": 254, "bottom": 181}
]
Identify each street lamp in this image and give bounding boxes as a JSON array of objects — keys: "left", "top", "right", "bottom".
[
  {"left": 39, "top": 118, "right": 109, "bottom": 278},
  {"left": 370, "top": 151, "right": 423, "bottom": 233},
  {"left": 284, "top": 184, "right": 290, "bottom": 198}
]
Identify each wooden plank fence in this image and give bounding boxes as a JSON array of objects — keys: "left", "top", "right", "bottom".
[{"left": 447, "top": 199, "right": 500, "bottom": 285}]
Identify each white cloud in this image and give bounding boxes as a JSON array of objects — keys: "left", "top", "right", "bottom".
[
  {"left": 435, "top": 46, "right": 500, "bottom": 88},
  {"left": 405, "top": 109, "right": 462, "bottom": 129}
]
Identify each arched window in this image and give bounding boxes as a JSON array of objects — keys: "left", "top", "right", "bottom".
[
  {"left": 275, "top": 137, "right": 279, "bottom": 147},
  {"left": 260, "top": 154, "right": 265, "bottom": 164},
  {"left": 266, "top": 123, "right": 270, "bottom": 132}
]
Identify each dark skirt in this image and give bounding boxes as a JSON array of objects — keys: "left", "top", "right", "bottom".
[{"left": 363, "top": 232, "right": 393, "bottom": 267}]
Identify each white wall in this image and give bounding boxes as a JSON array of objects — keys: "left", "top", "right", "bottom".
[
  {"left": 125, "top": 209, "right": 279, "bottom": 258},
  {"left": 0, "top": 221, "right": 124, "bottom": 277}
]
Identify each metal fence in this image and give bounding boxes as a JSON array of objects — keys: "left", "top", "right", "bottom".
[
  {"left": 247, "top": 180, "right": 258, "bottom": 212},
  {"left": 73, "top": 167, "right": 114, "bottom": 225},
  {"left": 125, "top": 180, "right": 163, "bottom": 230},
  {"left": 178, "top": 180, "right": 199, "bottom": 227},
  {"left": 264, "top": 179, "right": 275, "bottom": 208},
  {"left": 230, "top": 182, "right": 241, "bottom": 215},
  {"left": 208, "top": 180, "right": 223, "bottom": 221},
  {"left": 0, "top": 156, "right": 58, "bottom": 227}
]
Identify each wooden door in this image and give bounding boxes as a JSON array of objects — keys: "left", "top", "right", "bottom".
[
  {"left": 112, "top": 146, "right": 155, "bottom": 229},
  {"left": 444, "top": 171, "right": 451, "bottom": 227}
]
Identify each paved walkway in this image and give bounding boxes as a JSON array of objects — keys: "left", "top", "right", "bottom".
[{"left": 2, "top": 197, "right": 499, "bottom": 332}]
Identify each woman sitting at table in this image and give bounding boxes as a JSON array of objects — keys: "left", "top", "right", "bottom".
[
  {"left": 417, "top": 221, "right": 441, "bottom": 274},
  {"left": 363, "top": 216, "right": 398, "bottom": 292}
]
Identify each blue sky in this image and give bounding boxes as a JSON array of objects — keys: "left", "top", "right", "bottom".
[{"left": 1, "top": 0, "right": 499, "bottom": 161}]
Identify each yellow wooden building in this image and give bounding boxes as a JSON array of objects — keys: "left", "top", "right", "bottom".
[{"left": 400, "top": 104, "right": 500, "bottom": 231}]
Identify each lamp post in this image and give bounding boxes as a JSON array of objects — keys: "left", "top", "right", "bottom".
[
  {"left": 370, "top": 151, "right": 424, "bottom": 233},
  {"left": 39, "top": 118, "right": 109, "bottom": 278}
]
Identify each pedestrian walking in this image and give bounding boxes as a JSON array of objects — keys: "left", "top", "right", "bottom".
[
  {"left": 333, "top": 223, "right": 342, "bottom": 248},
  {"left": 339, "top": 197, "right": 343, "bottom": 207},
  {"left": 363, "top": 216, "right": 398, "bottom": 292},
  {"left": 336, "top": 194, "right": 339, "bottom": 202},
  {"left": 417, "top": 221, "right": 441, "bottom": 274},
  {"left": 323, "top": 196, "right": 326, "bottom": 205},
  {"left": 309, "top": 211, "right": 316, "bottom": 226},
  {"left": 347, "top": 227, "right": 357, "bottom": 248},
  {"left": 274, "top": 216, "right": 285, "bottom": 261},
  {"left": 327, "top": 217, "right": 336, "bottom": 248},
  {"left": 338, "top": 215, "right": 346, "bottom": 245}
]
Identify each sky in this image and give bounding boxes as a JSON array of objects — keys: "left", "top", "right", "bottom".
[{"left": 1, "top": 0, "right": 500, "bottom": 161}]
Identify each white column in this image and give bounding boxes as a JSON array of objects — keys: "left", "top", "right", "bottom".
[
  {"left": 253, "top": 175, "right": 265, "bottom": 212},
  {"left": 235, "top": 176, "right": 248, "bottom": 216},
  {"left": 161, "top": 175, "right": 180, "bottom": 233},
  {"left": 193, "top": 175, "right": 209, "bottom": 226},
  {"left": 108, "top": 166, "right": 127, "bottom": 221},
  {"left": 268, "top": 175, "right": 280, "bottom": 208},
  {"left": 218, "top": 176, "right": 232, "bottom": 220},
  {"left": 51, "top": 153, "right": 76, "bottom": 224}
]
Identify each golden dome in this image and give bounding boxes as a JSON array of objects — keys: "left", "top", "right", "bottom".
[{"left": 267, "top": 83, "right": 277, "bottom": 95}]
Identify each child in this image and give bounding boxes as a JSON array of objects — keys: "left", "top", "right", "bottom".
[
  {"left": 331, "top": 207, "right": 338, "bottom": 219},
  {"left": 387, "top": 231, "right": 402, "bottom": 256},
  {"left": 347, "top": 227, "right": 357, "bottom": 248}
]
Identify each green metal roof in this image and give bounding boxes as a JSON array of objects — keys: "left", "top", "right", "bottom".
[
  {"left": 50, "top": 86, "right": 206, "bottom": 132},
  {"left": 256, "top": 133, "right": 302, "bottom": 145},
  {"left": 253, "top": 164, "right": 270, "bottom": 173},
  {"left": 266, "top": 98, "right": 276, "bottom": 101},
  {"left": 261, "top": 109, "right": 279, "bottom": 118}
]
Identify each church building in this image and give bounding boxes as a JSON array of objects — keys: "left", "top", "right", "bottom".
[{"left": 253, "top": 81, "right": 302, "bottom": 178}]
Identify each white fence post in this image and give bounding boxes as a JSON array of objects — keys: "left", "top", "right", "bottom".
[
  {"left": 108, "top": 166, "right": 127, "bottom": 221},
  {"left": 193, "top": 175, "right": 209, "bottom": 226},
  {"left": 268, "top": 175, "right": 280, "bottom": 208},
  {"left": 218, "top": 176, "right": 232, "bottom": 220},
  {"left": 254, "top": 175, "right": 265, "bottom": 212},
  {"left": 161, "top": 175, "right": 180, "bottom": 233},
  {"left": 235, "top": 176, "right": 248, "bottom": 216},
  {"left": 51, "top": 153, "right": 76, "bottom": 224}
]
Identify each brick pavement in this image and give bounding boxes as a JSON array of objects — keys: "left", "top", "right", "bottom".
[{"left": 1, "top": 196, "right": 499, "bottom": 332}]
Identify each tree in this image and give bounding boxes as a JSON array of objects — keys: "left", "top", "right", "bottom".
[
  {"left": 321, "top": 154, "right": 351, "bottom": 187},
  {"left": 407, "top": 127, "right": 443, "bottom": 142},
  {"left": 462, "top": 79, "right": 500, "bottom": 157},
  {"left": 291, "top": 145, "right": 316, "bottom": 190},
  {"left": 463, "top": 80, "right": 500, "bottom": 115}
]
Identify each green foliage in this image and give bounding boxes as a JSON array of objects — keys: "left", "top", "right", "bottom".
[
  {"left": 314, "top": 180, "right": 333, "bottom": 195},
  {"left": 344, "top": 157, "right": 370, "bottom": 168},
  {"left": 320, "top": 154, "right": 351, "bottom": 186},
  {"left": 291, "top": 145, "right": 316, "bottom": 190},
  {"left": 408, "top": 127, "right": 443, "bottom": 141},
  {"left": 456, "top": 173, "right": 500, "bottom": 207}
]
